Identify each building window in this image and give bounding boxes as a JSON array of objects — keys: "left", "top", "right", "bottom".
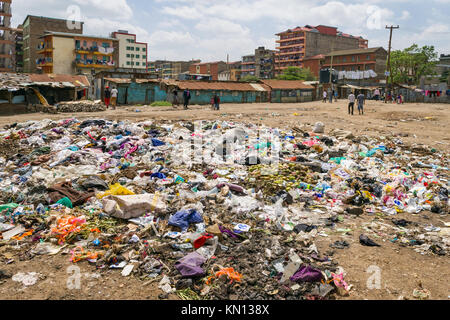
[
  {"left": 136, "top": 54, "right": 140, "bottom": 58},
  {"left": 367, "top": 55, "right": 371, "bottom": 60},
  {"left": 352, "top": 56, "right": 355, "bottom": 62},
  {"left": 143, "top": 55, "right": 146, "bottom": 59},
  {"left": 83, "top": 40, "right": 87, "bottom": 47},
  {"left": 136, "top": 47, "right": 140, "bottom": 51},
  {"left": 136, "top": 62, "right": 140, "bottom": 66},
  {"left": 131, "top": 54, "right": 134, "bottom": 58},
  {"left": 342, "top": 57, "right": 346, "bottom": 62},
  {"left": 126, "top": 54, "right": 130, "bottom": 58},
  {"left": 143, "top": 48, "right": 146, "bottom": 52},
  {"left": 127, "top": 61, "right": 130, "bottom": 65}
]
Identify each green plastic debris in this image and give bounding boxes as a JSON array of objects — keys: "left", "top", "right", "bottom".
[
  {"left": 56, "top": 197, "right": 73, "bottom": 209},
  {"left": 0, "top": 203, "right": 19, "bottom": 213}
]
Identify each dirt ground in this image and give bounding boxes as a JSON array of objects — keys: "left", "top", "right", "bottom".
[{"left": 0, "top": 100, "right": 448, "bottom": 300}]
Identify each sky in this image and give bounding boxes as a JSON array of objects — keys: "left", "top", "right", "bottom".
[{"left": 11, "top": 0, "right": 450, "bottom": 62}]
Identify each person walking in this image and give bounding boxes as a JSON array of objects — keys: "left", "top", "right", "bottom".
[
  {"left": 322, "top": 90, "right": 327, "bottom": 103},
  {"left": 172, "top": 89, "right": 179, "bottom": 107},
  {"left": 348, "top": 91, "right": 356, "bottom": 115},
  {"left": 329, "top": 89, "right": 333, "bottom": 103},
  {"left": 183, "top": 89, "right": 191, "bottom": 110},
  {"left": 334, "top": 90, "right": 338, "bottom": 102},
  {"left": 110, "top": 86, "right": 118, "bottom": 110},
  {"left": 357, "top": 92, "right": 365, "bottom": 115},
  {"left": 374, "top": 88, "right": 380, "bottom": 101},
  {"left": 213, "top": 94, "right": 220, "bottom": 110},
  {"left": 104, "top": 86, "right": 111, "bottom": 109}
]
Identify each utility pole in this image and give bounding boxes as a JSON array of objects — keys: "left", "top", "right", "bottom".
[
  {"left": 385, "top": 25, "right": 399, "bottom": 103},
  {"left": 329, "top": 33, "right": 338, "bottom": 102}
]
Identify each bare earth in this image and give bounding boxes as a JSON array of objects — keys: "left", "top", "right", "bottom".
[{"left": 0, "top": 100, "right": 448, "bottom": 300}]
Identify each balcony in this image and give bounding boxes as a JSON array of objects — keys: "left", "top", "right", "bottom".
[
  {"left": 37, "top": 57, "right": 53, "bottom": 67},
  {"left": 276, "top": 35, "right": 305, "bottom": 43},
  {"left": 75, "top": 46, "right": 114, "bottom": 56},
  {"left": 76, "top": 59, "right": 115, "bottom": 69}
]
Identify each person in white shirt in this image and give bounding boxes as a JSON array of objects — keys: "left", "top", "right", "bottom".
[
  {"left": 110, "top": 87, "right": 118, "bottom": 110},
  {"left": 323, "top": 90, "right": 327, "bottom": 103},
  {"left": 348, "top": 92, "right": 356, "bottom": 115}
]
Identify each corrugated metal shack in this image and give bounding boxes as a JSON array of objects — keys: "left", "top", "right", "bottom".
[
  {"left": 0, "top": 73, "right": 90, "bottom": 112},
  {"left": 104, "top": 78, "right": 167, "bottom": 105},
  {"left": 170, "top": 81, "right": 271, "bottom": 105},
  {"left": 102, "top": 79, "right": 316, "bottom": 105},
  {"left": 261, "top": 80, "right": 315, "bottom": 103}
]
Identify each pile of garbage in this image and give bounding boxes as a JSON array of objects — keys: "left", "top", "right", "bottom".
[
  {"left": 0, "top": 118, "right": 448, "bottom": 300},
  {"left": 56, "top": 100, "right": 107, "bottom": 113}
]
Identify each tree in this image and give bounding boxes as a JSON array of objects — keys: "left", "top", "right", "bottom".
[
  {"left": 241, "top": 75, "right": 259, "bottom": 82},
  {"left": 276, "top": 67, "right": 316, "bottom": 81},
  {"left": 391, "top": 44, "right": 438, "bottom": 84}
]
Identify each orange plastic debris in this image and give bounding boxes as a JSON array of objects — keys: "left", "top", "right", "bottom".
[
  {"left": 70, "top": 246, "right": 99, "bottom": 263},
  {"left": 12, "top": 229, "right": 34, "bottom": 241},
  {"left": 51, "top": 216, "right": 86, "bottom": 245},
  {"left": 206, "top": 267, "right": 243, "bottom": 285}
]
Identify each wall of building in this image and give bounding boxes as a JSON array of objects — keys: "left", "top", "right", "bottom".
[
  {"left": 53, "top": 36, "right": 74, "bottom": 74},
  {"left": 305, "top": 32, "right": 360, "bottom": 57},
  {"left": 23, "top": 16, "right": 83, "bottom": 73}
]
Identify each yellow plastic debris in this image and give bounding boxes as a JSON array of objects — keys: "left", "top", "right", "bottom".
[{"left": 96, "top": 183, "right": 135, "bottom": 199}]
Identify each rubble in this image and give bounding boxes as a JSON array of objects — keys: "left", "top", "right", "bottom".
[{"left": 0, "top": 117, "right": 448, "bottom": 300}]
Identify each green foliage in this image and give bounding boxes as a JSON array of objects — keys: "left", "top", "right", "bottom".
[
  {"left": 241, "top": 75, "right": 259, "bottom": 82},
  {"left": 391, "top": 44, "right": 438, "bottom": 84},
  {"left": 151, "top": 101, "right": 173, "bottom": 107},
  {"left": 276, "top": 67, "right": 316, "bottom": 81}
]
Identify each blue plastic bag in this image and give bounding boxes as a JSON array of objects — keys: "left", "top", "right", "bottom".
[
  {"left": 168, "top": 209, "right": 203, "bottom": 232},
  {"left": 152, "top": 139, "right": 165, "bottom": 147},
  {"left": 150, "top": 172, "right": 166, "bottom": 180}
]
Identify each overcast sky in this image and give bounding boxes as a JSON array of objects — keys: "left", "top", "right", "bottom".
[{"left": 11, "top": 0, "right": 450, "bottom": 62}]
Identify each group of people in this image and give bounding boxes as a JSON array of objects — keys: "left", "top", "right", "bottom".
[
  {"left": 172, "top": 89, "right": 221, "bottom": 110},
  {"left": 322, "top": 89, "right": 338, "bottom": 103},
  {"left": 104, "top": 86, "right": 118, "bottom": 109},
  {"left": 347, "top": 91, "right": 366, "bottom": 115},
  {"left": 171, "top": 89, "right": 193, "bottom": 110}
]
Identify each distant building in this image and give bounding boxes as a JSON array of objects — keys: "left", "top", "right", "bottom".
[
  {"left": 0, "top": 0, "right": 14, "bottom": 72},
  {"left": 436, "top": 54, "right": 450, "bottom": 77},
  {"left": 241, "top": 55, "right": 255, "bottom": 79},
  {"left": 111, "top": 30, "right": 148, "bottom": 70},
  {"left": 189, "top": 61, "right": 228, "bottom": 81},
  {"left": 37, "top": 31, "right": 118, "bottom": 75},
  {"left": 275, "top": 25, "right": 368, "bottom": 76},
  {"left": 22, "top": 15, "right": 84, "bottom": 73},
  {"left": 322, "top": 47, "right": 387, "bottom": 82},
  {"left": 148, "top": 59, "right": 200, "bottom": 79},
  {"left": 12, "top": 26, "right": 23, "bottom": 72}
]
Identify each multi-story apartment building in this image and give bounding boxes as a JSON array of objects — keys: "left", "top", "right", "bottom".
[
  {"left": 241, "top": 47, "right": 276, "bottom": 79},
  {"left": 275, "top": 25, "right": 368, "bottom": 76},
  {"left": 12, "top": 25, "right": 23, "bottom": 72},
  {"left": 189, "top": 61, "right": 228, "bottom": 81},
  {"left": 322, "top": 47, "right": 387, "bottom": 74},
  {"left": 255, "top": 47, "right": 276, "bottom": 79},
  {"left": 241, "top": 55, "right": 256, "bottom": 78},
  {"left": 111, "top": 30, "right": 148, "bottom": 70},
  {"left": 0, "top": 0, "right": 14, "bottom": 72},
  {"left": 37, "top": 31, "right": 118, "bottom": 74},
  {"left": 22, "top": 15, "right": 84, "bottom": 73}
]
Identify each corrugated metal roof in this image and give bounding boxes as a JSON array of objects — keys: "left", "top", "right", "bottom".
[
  {"left": 29, "top": 74, "right": 90, "bottom": 87},
  {"left": 261, "top": 80, "right": 314, "bottom": 90},
  {"left": 104, "top": 78, "right": 160, "bottom": 84}
]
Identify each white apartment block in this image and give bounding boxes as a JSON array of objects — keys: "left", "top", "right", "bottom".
[{"left": 112, "top": 30, "right": 147, "bottom": 69}]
